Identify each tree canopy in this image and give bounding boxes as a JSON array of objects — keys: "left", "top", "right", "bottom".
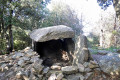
[{"left": 97, "top": 0, "right": 120, "bottom": 19}]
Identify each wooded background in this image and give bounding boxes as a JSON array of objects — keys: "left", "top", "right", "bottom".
[{"left": 0, "top": 0, "right": 120, "bottom": 54}]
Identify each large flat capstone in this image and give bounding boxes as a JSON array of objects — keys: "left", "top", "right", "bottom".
[{"left": 29, "top": 25, "right": 75, "bottom": 42}]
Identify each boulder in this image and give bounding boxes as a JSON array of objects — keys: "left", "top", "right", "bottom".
[
  {"left": 97, "top": 52, "right": 120, "bottom": 76},
  {"left": 29, "top": 25, "right": 75, "bottom": 42}
]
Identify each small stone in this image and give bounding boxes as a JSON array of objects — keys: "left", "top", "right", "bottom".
[
  {"left": 102, "top": 74, "right": 106, "bottom": 78},
  {"left": 85, "top": 72, "right": 94, "bottom": 80},
  {"left": 51, "top": 65, "right": 61, "bottom": 70},
  {"left": 33, "top": 61, "right": 44, "bottom": 74},
  {"left": 18, "top": 60, "right": 25, "bottom": 67},
  {"left": 66, "top": 74, "right": 84, "bottom": 80},
  {"left": 4, "top": 66, "right": 9, "bottom": 70},
  {"left": 83, "top": 62, "right": 89, "bottom": 68},
  {"left": 77, "top": 63, "right": 85, "bottom": 72},
  {"left": 24, "top": 49, "right": 37, "bottom": 57},
  {"left": 1, "top": 64, "right": 7, "bottom": 68},
  {"left": 6, "top": 71, "right": 14, "bottom": 77},
  {"left": 90, "top": 60, "right": 98, "bottom": 65},
  {"left": 19, "top": 57, "right": 30, "bottom": 61},
  {"left": 48, "top": 73, "right": 56, "bottom": 80},
  {"left": 56, "top": 73, "right": 64, "bottom": 80},
  {"left": 0, "top": 64, "right": 8, "bottom": 71},
  {"left": 12, "top": 52, "right": 24, "bottom": 59},
  {"left": 46, "top": 70, "right": 62, "bottom": 78},
  {"left": 94, "top": 68, "right": 101, "bottom": 73},
  {"left": 42, "top": 67, "right": 50, "bottom": 74},
  {"left": 67, "top": 75, "right": 79, "bottom": 80},
  {"left": 79, "top": 75, "right": 85, "bottom": 80},
  {"left": 23, "top": 75, "right": 29, "bottom": 80},
  {"left": 24, "top": 47, "right": 31, "bottom": 51},
  {"left": 85, "top": 68, "right": 92, "bottom": 72},
  {"left": 29, "top": 73, "right": 37, "bottom": 80},
  {"left": 62, "top": 78, "right": 67, "bottom": 80},
  {"left": 16, "top": 71, "right": 23, "bottom": 79},
  {"left": 37, "top": 75, "right": 43, "bottom": 79},
  {"left": 61, "top": 66, "right": 78, "bottom": 74},
  {"left": 30, "top": 56, "right": 40, "bottom": 63},
  {"left": 89, "top": 63, "right": 99, "bottom": 69}
]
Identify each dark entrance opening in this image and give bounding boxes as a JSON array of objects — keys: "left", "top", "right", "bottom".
[{"left": 33, "top": 38, "right": 75, "bottom": 67}]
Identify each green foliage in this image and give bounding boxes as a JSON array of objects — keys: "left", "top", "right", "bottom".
[
  {"left": 104, "top": 46, "right": 118, "bottom": 52},
  {"left": 112, "top": 30, "right": 118, "bottom": 35},
  {"left": 0, "top": 38, "right": 7, "bottom": 54},
  {"left": 0, "top": 0, "right": 83, "bottom": 53},
  {"left": 13, "top": 27, "right": 31, "bottom": 50},
  {"left": 0, "top": 0, "right": 50, "bottom": 53},
  {"left": 41, "top": 2, "right": 83, "bottom": 34},
  {"left": 87, "top": 36, "right": 99, "bottom": 48}
]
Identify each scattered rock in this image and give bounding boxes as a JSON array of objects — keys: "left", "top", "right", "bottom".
[
  {"left": 77, "top": 63, "right": 85, "bottom": 72},
  {"left": 46, "top": 70, "right": 62, "bottom": 78},
  {"left": 16, "top": 71, "right": 23, "bottom": 79},
  {"left": 33, "top": 61, "right": 44, "bottom": 74},
  {"left": 85, "top": 72, "right": 94, "bottom": 80},
  {"left": 66, "top": 73, "right": 84, "bottom": 80},
  {"left": 56, "top": 73, "right": 64, "bottom": 80},
  {"left": 12, "top": 52, "right": 24, "bottom": 59},
  {"left": 83, "top": 62, "right": 89, "bottom": 68},
  {"left": 42, "top": 67, "right": 50, "bottom": 74},
  {"left": 19, "top": 56, "right": 30, "bottom": 61},
  {"left": 85, "top": 68, "right": 92, "bottom": 72},
  {"left": 16, "top": 71, "right": 27, "bottom": 79},
  {"left": 51, "top": 65, "right": 61, "bottom": 70},
  {"left": 30, "top": 56, "right": 40, "bottom": 63},
  {"left": 89, "top": 61, "right": 99, "bottom": 69},
  {"left": 18, "top": 59, "right": 25, "bottom": 67},
  {"left": 48, "top": 73, "right": 57, "bottom": 80}
]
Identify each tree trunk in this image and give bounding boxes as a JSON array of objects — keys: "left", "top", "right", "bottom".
[
  {"left": 1, "top": 5, "right": 4, "bottom": 39},
  {"left": 8, "top": 0, "right": 13, "bottom": 52},
  {"left": 113, "top": 0, "right": 120, "bottom": 20},
  {"left": 100, "top": 29, "right": 103, "bottom": 47}
]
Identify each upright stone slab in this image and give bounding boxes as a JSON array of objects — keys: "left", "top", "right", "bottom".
[{"left": 73, "top": 34, "right": 92, "bottom": 65}]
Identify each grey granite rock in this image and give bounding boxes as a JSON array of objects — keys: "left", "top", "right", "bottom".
[
  {"left": 61, "top": 66, "right": 78, "bottom": 74},
  {"left": 29, "top": 25, "right": 75, "bottom": 42}
]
